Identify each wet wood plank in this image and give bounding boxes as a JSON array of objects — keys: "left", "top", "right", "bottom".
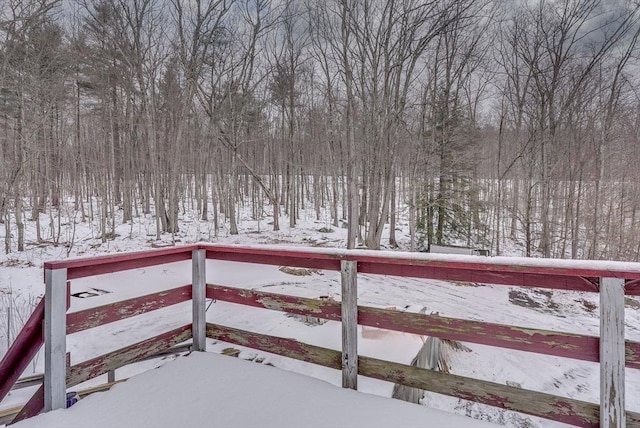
[
  {"left": 206, "top": 323, "right": 342, "bottom": 370},
  {"left": 66, "top": 325, "right": 192, "bottom": 387},
  {"left": 67, "top": 286, "right": 192, "bottom": 334}
]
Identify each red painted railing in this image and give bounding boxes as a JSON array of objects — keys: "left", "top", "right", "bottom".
[
  {"left": 0, "top": 298, "right": 44, "bottom": 404},
  {"left": 1, "top": 244, "right": 639, "bottom": 427}
]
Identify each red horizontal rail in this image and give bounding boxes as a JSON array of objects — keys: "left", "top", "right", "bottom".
[
  {"left": 0, "top": 298, "right": 45, "bottom": 404},
  {"left": 208, "top": 284, "right": 640, "bottom": 368},
  {"left": 204, "top": 249, "right": 341, "bottom": 271},
  {"left": 44, "top": 246, "right": 197, "bottom": 279},
  {"left": 206, "top": 285, "right": 342, "bottom": 321},
  {"left": 358, "top": 262, "right": 599, "bottom": 292},
  {"left": 206, "top": 323, "right": 342, "bottom": 369},
  {"left": 201, "top": 245, "right": 640, "bottom": 293},
  {"left": 36, "top": 244, "right": 640, "bottom": 293},
  {"left": 67, "top": 285, "right": 192, "bottom": 334},
  {"left": 201, "top": 244, "right": 640, "bottom": 280}
]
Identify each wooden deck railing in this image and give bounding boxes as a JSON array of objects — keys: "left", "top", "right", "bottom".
[{"left": 1, "top": 244, "right": 640, "bottom": 427}]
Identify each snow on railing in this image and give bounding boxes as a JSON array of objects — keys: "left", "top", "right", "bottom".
[{"left": 2, "top": 244, "right": 639, "bottom": 427}]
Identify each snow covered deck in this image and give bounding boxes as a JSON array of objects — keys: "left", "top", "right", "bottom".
[{"left": 12, "top": 352, "right": 498, "bottom": 428}]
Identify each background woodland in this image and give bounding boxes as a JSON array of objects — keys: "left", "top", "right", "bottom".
[{"left": 2, "top": 0, "right": 640, "bottom": 260}]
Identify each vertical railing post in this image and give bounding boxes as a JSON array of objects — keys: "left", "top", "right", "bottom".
[
  {"left": 192, "top": 249, "right": 206, "bottom": 352},
  {"left": 341, "top": 260, "right": 358, "bottom": 390},
  {"left": 44, "top": 267, "right": 67, "bottom": 411},
  {"left": 600, "top": 277, "right": 625, "bottom": 428}
]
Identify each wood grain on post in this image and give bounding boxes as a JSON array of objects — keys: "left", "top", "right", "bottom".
[
  {"left": 341, "top": 260, "right": 358, "bottom": 390},
  {"left": 44, "top": 268, "right": 67, "bottom": 412},
  {"left": 600, "top": 277, "right": 626, "bottom": 428},
  {"left": 192, "top": 249, "right": 206, "bottom": 352}
]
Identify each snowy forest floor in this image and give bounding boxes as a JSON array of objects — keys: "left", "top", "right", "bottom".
[{"left": 1, "top": 201, "right": 640, "bottom": 428}]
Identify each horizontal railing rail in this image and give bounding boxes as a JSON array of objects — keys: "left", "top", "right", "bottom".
[{"left": 206, "top": 284, "right": 640, "bottom": 368}]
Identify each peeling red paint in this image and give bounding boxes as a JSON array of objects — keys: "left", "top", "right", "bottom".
[
  {"left": 67, "top": 286, "right": 192, "bottom": 334},
  {"left": 67, "top": 325, "right": 192, "bottom": 387},
  {"left": 0, "top": 298, "right": 44, "bottom": 404},
  {"left": 206, "top": 323, "right": 342, "bottom": 370},
  {"left": 207, "top": 285, "right": 342, "bottom": 321}
]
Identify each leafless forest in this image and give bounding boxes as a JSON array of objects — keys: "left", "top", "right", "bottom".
[{"left": 2, "top": 0, "right": 640, "bottom": 260}]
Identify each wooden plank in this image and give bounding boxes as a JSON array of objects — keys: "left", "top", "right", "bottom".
[
  {"left": 206, "top": 285, "right": 342, "bottom": 321},
  {"left": 358, "top": 262, "right": 597, "bottom": 292},
  {"left": 41, "top": 243, "right": 640, "bottom": 291},
  {"left": 626, "top": 342, "right": 640, "bottom": 369},
  {"left": 359, "top": 306, "right": 600, "bottom": 362},
  {"left": 44, "top": 268, "right": 67, "bottom": 411},
  {"left": 0, "top": 298, "right": 44, "bottom": 403},
  {"left": 341, "top": 260, "right": 358, "bottom": 390},
  {"left": 0, "top": 406, "right": 22, "bottom": 425},
  {"left": 42, "top": 244, "right": 640, "bottom": 289},
  {"left": 358, "top": 355, "right": 601, "bottom": 428},
  {"left": 10, "top": 384, "right": 44, "bottom": 424},
  {"left": 201, "top": 244, "right": 640, "bottom": 282},
  {"left": 206, "top": 285, "right": 640, "bottom": 369},
  {"left": 44, "top": 246, "right": 197, "bottom": 279},
  {"left": 600, "top": 278, "right": 626, "bottom": 428},
  {"left": 192, "top": 250, "right": 206, "bottom": 352},
  {"left": 67, "top": 285, "right": 192, "bottom": 334},
  {"left": 66, "top": 252, "right": 193, "bottom": 280},
  {"left": 66, "top": 324, "right": 192, "bottom": 387},
  {"left": 204, "top": 250, "right": 341, "bottom": 271},
  {"left": 206, "top": 323, "right": 342, "bottom": 370}
]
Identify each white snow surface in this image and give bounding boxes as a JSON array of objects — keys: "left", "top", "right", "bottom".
[{"left": 12, "top": 352, "right": 499, "bottom": 428}]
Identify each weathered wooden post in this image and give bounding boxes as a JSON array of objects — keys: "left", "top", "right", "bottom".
[
  {"left": 192, "top": 249, "right": 206, "bottom": 352},
  {"left": 44, "top": 267, "right": 67, "bottom": 411},
  {"left": 341, "top": 260, "right": 358, "bottom": 390},
  {"left": 600, "top": 277, "right": 625, "bottom": 428}
]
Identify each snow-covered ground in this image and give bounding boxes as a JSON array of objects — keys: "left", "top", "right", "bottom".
[
  {"left": 11, "top": 352, "right": 500, "bottom": 428},
  {"left": 1, "top": 204, "right": 639, "bottom": 427}
]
